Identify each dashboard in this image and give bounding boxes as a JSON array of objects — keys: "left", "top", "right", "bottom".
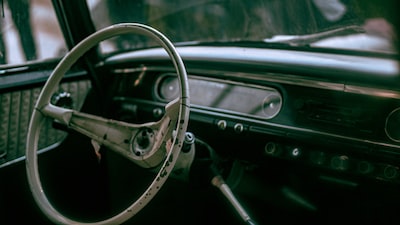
[{"left": 102, "top": 46, "right": 400, "bottom": 186}]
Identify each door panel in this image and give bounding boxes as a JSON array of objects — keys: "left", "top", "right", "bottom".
[{"left": 0, "top": 79, "right": 91, "bottom": 167}]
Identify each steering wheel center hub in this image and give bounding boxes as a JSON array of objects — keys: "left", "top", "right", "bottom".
[{"left": 131, "top": 128, "right": 155, "bottom": 156}]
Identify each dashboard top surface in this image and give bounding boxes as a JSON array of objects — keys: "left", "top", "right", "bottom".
[{"left": 106, "top": 46, "right": 399, "bottom": 77}]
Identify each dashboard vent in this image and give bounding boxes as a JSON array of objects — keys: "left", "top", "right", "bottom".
[{"left": 296, "top": 99, "right": 375, "bottom": 134}]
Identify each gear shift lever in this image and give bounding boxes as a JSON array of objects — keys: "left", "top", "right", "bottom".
[
  {"left": 211, "top": 171, "right": 257, "bottom": 225},
  {"left": 189, "top": 135, "right": 257, "bottom": 224}
]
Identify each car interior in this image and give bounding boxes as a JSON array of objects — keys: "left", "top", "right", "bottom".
[{"left": 0, "top": 0, "right": 399, "bottom": 224}]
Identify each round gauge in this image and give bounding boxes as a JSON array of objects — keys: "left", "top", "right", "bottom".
[
  {"left": 385, "top": 107, "right": 400, "bottom": 142},
  {"left": 157, "top": 75, "right": 180, "bottom": 101},
  {"left": 262, "top": 93, "right": 282, "bottom": 119}
]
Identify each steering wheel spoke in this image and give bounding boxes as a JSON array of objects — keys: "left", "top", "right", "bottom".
[{"left": 40, "top": 98, "right": 181, "bottom": 168}]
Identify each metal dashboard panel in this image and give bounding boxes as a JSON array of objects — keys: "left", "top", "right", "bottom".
[{"left": 155, "top": 74, "right": 283, "bottom": 120}]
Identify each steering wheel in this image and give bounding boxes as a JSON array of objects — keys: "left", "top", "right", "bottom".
[{"left": 26, "top": 23, "right": 190, "bottom": 224}]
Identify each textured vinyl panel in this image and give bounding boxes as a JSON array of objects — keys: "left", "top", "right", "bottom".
[{"left": 0, "top": 80, "right": 91, "bottom": 166}]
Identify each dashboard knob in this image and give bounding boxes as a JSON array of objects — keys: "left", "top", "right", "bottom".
[
  {"left": 217, "top": 120, "right": 227, "bottom": 130},
  {"left": 234, "top": 123, "right": 244, "bottom": 133},
  {"left": 290, "top": 147, "right": 301, "bottom": 157},
  {"left": 153, "top": 107, "right": 163, "bottom": 118},
  {"left": 264, "top": 142, "right": 280, "bottom": 156}
]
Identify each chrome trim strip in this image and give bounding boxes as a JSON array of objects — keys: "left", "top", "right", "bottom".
[{"left": 345, "top": 85, "right": 400, "bottom": 99}]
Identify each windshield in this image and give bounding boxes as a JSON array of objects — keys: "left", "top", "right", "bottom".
[{"left": 87, "top": 0, "right": 397, "bottom": 55}]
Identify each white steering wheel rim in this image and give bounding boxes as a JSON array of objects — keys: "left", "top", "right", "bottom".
[{"left": 25, "top": 23, "right": 190, "bottom": 225}]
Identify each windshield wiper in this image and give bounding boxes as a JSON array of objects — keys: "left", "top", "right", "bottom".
[
  {"left": 264, "top": 25, "right": 365, "bottom": 47},
  {"left": 174, "top": 40, "right": 297, "bottom": 49},
  {"left": 173, "top": 25, "right": 365, "bottom": 50}
]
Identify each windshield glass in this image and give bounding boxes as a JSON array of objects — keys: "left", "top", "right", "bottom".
[{"left": 87, "top": 0, "right": 397, "bottom": 55}]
